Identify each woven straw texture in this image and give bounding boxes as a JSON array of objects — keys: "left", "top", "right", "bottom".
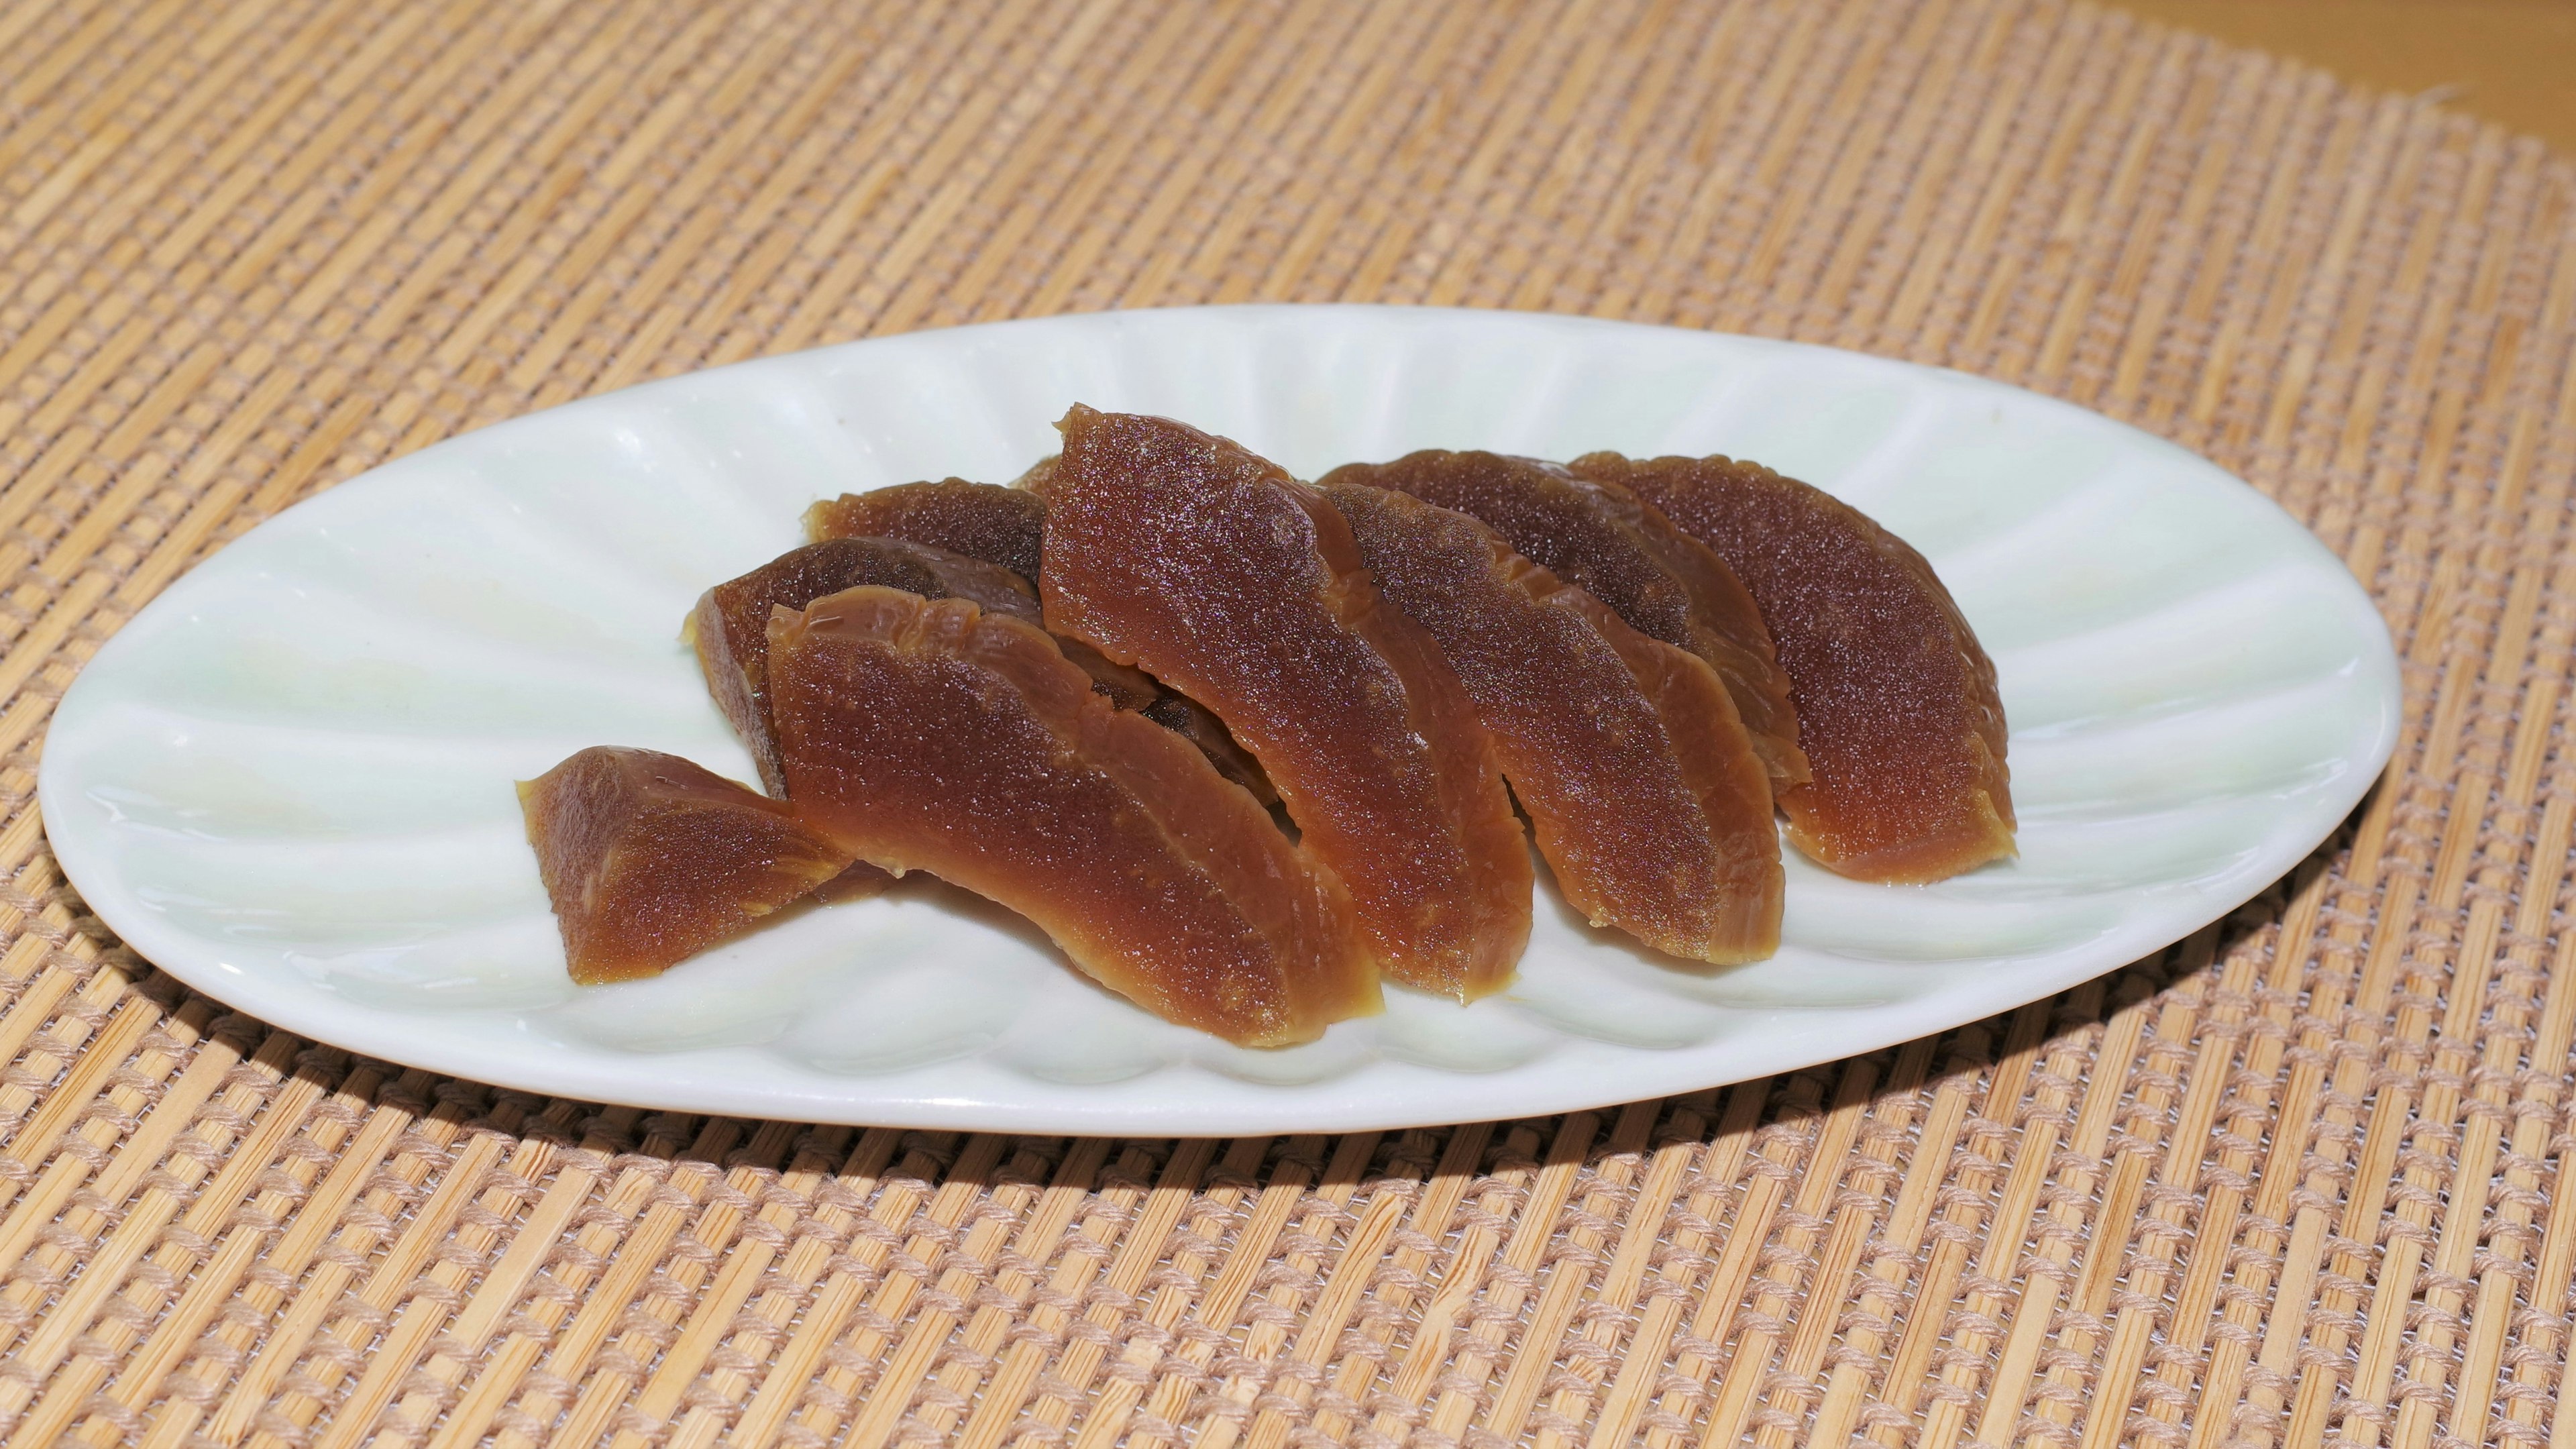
[{"left": 1, "top": 0, "right": 2570, "bottom": 1444}]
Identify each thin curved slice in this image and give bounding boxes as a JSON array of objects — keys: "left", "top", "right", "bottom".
[
  {"left": 1038, "top": 407, "right": 1531, "bottom": 1000},
  {"left": 520, "top": 747, "right": 851, "bottom": 984},
  {"left": 767, "top": 587, "right": 1377, "bottom": 1046},
  {"left": 690, "top": 537, "right": 1038, "bottom": 795},
  {"left": 1324, "top": 483, "right": 1780, "bottom": 963},
  {"left": 1320, "top": 449, "right": 1807, "bottom": 788},
  {"left": 806, "top": 478, "right": 1047, "bottom": 583},
  {"left": 800, "top": 477, "right": 1275, "bottom": 799},
  {"left": 1573, "top": 451, "right": 2015, "bottom": 883}
]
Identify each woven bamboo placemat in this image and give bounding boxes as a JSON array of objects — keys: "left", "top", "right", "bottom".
[{"left": 0, "top": 0, "right": 2569, "bottom": 1444}]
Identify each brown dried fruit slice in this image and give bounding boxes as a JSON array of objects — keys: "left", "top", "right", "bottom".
[
  {"left": 806, "top": 478, "right": 1047, "bottom": 583},
  {"left": 1319, "top": 450, "right": 1807, "bottom": 788},
  {"left": 690, "top": 537, "right": 1039, "bottom": 796},
  {"left": 1572, "top": 452, "right": 2015, "bottom": 883},
  {"left": 806, "top": 479, "right": 1147, "bottom": 691},
  {"left": 802, "top": 478, "right": 1275, "bottom": 800},
  {"left": 1324, "top": 482, "right": 1781, "bottom": 963},
  {"left": 1037, "top": 407, "right": 1532, "bottom": 1000},
  {"left": 519, "top": 747, "right": 851, "bottom": 984},
  {"left": 768, "top": 586, "right": 1377, "bottom": 1046}
]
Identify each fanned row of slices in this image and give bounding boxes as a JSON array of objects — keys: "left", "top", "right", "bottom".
[{"left": 520, "top": 407, "right": 2016, "bottom": 1046}]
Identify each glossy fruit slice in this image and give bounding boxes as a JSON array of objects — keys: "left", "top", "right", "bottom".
[
  {"left": 1320, "top": 449, "right": 1807, "bottom": 788},
  {"left": 801, "top": 478, "right": 1274, "bottom": 799},
  {"left": 1572, "top": 451, "right": 2015, "bottom": 883},
  {"left": 520, "top": 747, "right": 851, "bottom": 984},
  {"left": 768, "top": 586, "right": 1377, "bottom": 1046},
  {"left": 806, "top": 478, "right": 1047, "bottom": 584},
  {"left": 1324, "top": 482, "right": 1781, "bottom": 962},
  {"left": 690, "top": 537, "right": 1039, "bottom": 796},
  {"left": 1037, "top": 407, "right": 1532, "bottom": 1000}
]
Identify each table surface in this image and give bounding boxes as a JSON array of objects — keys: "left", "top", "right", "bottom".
[
  {"left": 2116, "top": 0, "right": 2576, "bottom": 149},
  {"left": 0, "top": 1, "right": 2570, "bottom": 1446}
]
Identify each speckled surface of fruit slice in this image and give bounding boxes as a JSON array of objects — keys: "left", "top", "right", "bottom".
[
  {"left": 1320, "top": 449, "right": 1807, "bottom": 788},
  {"left": 1326, "top": 482, "right": 1782, "bottom": 963},
  {"left": 1038, "top": 407, "right": 1531, "bottom": 1000},
  {"left": 768, "top": 586, "right": 1378, "bottom": 1045},
  {"left": 1576, "top": 451, "right": 2015, "bottom": 883},
  {"left": 802, "top": 477, "right": 1273, "bottom": 795},
  {"left": 690, "top": 537, "right": 1038, "bottom": 795},
  {"left": 806, "top": 478, "right": 1048, "bottom": 584}
]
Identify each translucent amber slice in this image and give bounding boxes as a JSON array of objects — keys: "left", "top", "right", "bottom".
[
  {"left": 1325, "top": 483, "right": 1781, "bottom": 963},
  {"left": 767, "top": 587, "right": 1378, "bottom": 1046},
  {"left": 1572, "top": 452, "right": 2015, "bottom": 883},
  {"left": 1320, "top": 450, "right": 1807, "bottom": 788},
  {"left": 519, "top": 747, "right": 851, "bottom": 984},
  {"left": 1037, "top": 407, "right": 1531, "bottom": 1000},
  {"left": 806, "top": 478, "right": 1047, "bottom": 584},
  {"left": 690, "top": 537, "right": 1038, "bottom": 795}
]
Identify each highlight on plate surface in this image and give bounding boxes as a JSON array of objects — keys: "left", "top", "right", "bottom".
[{"left": 519, "top": 405, "right": 2017, "bottom": 1048}]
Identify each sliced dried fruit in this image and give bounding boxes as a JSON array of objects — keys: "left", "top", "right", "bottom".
[
  {"left": 802, "top": 477, "right": 1271, "bottom": 793},
  {"left": 1572, "top": 451, "right": 2015, "bottom": 883},
  {"left": 806, "top": 478, "right": 1047, "bottom": 584},
  {"left": 1037, "top": 406, "right": 1531, "bottom": 1000},
  {"left": 1324, "top": 482, "right": 1780, "bottom": 962},
  {"left": 1320, "top": 449, "right": 1807, "bottom": 788},
  {"left": 768, "top": 586, "right": 1377, "bottom": 1045},
  {"left": 519, "top": 747, "right": 851, "bottom": 985},
  {"left": 690, "top": 537, "right": 1038, "bottom": 795}
]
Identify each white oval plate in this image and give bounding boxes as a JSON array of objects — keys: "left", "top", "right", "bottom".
[{"left": 39, "top": 306, "right": 2400, "bottom": 1135}]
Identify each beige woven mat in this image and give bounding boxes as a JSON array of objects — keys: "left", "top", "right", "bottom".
[{"left": 0, "top": 0, "right": 2569, "bottom": 1444}]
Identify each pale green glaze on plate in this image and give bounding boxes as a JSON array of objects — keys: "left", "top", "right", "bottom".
[{"left": 38, "top": 306, "right": 2402, "bottom": 1134}]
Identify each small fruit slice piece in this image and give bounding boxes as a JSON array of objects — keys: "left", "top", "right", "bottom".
[
  {"left": 768, "top": 586, "right": 1377, "bottom": 1046},
  {"left": 1324, "top": 482, "right": 1781, "bottom": 963},
  {"left": 806, "top": 478, "right": 1048, "bottom": 583},
  {"left": 1319, "top": 449, "right": 1807, "bottom": 788},
  {"left": 691, "top": 537, "right": 1040, "bottom": 796},
  {"left": 1572, "top": 451, "right": 2015, "bottom": 883},
  {"left": 519, "top": 747, "right": 851, "bottom": 984},
  {"left": 1037, "top": 407, "right": 1532, "bottom": 1000}
]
